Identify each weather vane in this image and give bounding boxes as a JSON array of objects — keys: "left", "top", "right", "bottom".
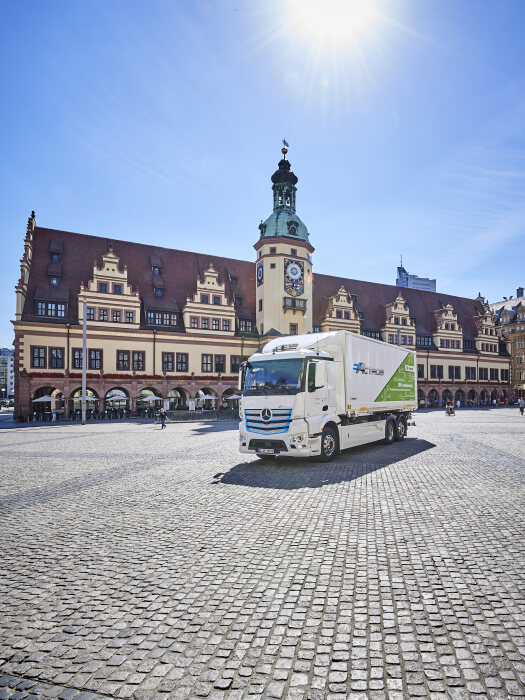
[{"left": 282, "top": 138, "right": 289, "bottom": 157}]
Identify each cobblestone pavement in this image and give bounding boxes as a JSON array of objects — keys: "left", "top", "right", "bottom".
[{"left": 1, "top": 408, "right": 524, "bottom": 700}]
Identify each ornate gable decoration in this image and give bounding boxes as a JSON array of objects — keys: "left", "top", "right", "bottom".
[
  {"left": 432, "top": 303, "right": 463, "bottom": 352},
  {"left": 381, "top": 293, "right": 415, "bottom": 345},
  {"left": 434, "top": 303, "right": 462, "bottom": 332},
  {"left": 183, "top": 263, "right": 236, "bottom": 335},
  {"left": 320, "top": 286, "right": 361, "bottom": 333},
  {"left": 473, "top": 307, "right": 498, "bottom": 353},
  {"left": 79, "top": 247, "right": 140, "bottom": 326},
  {"left": 82, "top": 248, "right": 137, "bottom": 297}
]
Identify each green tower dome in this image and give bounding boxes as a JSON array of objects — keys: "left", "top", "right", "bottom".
[{"left": 258, "top": 150, "right": 310, "bottom": 243}]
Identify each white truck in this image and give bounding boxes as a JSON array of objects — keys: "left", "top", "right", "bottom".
[{"left": 238, "top": 330, "right": 417, "bottom": 461}]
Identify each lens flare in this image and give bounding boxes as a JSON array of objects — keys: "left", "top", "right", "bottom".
[{"left": 287, "top": 0, "right": 379, "bottom": 45}]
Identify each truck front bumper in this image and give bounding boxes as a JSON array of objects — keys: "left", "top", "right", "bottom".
[{"left": 239, "top": 421, "right": 322, "bottom": 457}]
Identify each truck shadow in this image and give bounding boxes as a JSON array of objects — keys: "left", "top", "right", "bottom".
[{"left": 218, "top": 438, "right": 435, "bottom": 490}]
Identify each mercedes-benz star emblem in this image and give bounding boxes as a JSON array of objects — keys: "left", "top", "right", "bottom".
[{"left": 261, "top": 408, "right": 272, "bottom": 422}]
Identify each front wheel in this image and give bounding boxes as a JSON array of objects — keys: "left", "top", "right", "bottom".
[{"left": 319, "top": 426, "right": 338, "bottom": 462}]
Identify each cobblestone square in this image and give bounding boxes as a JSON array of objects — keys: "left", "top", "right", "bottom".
[{"left": 1, "top": 409, "right": 524, "bottom": 699}]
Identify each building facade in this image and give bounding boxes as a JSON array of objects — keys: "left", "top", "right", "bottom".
[
  {"left": 13, "top": 150, "right": 511, "bottom": 417},
  {"left": 491, "top": 288, "right": 525, "bottom": 399},
  {"left": 0, "top": 348, "right": 15, "bottom": 400}
]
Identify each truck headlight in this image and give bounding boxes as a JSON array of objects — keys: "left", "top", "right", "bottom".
[{"left": 291, "top": 432, "right": 306, "bottom": 445}]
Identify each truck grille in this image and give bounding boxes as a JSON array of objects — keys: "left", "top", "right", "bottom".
[{"left": 244, "top": 409, "right": 292, "bottom": 434}]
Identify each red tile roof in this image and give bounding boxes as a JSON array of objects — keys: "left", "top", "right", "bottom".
[{"left": 23, "top": 226, "right": 484, "bottom": 338}]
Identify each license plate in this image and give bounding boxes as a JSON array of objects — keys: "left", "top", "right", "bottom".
[{"left": 257, "top": 448, "right": 275, "bottom": 454}]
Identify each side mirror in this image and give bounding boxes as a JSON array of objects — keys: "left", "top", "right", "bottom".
[{"left": 238, "top": 362, "right": 246, "bottom": 391}]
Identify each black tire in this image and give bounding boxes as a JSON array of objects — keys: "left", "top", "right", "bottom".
[
  {"left": 395, "top": 416, "right": 407, "bottom": 442},
  {"left": 383, "top": 419, "right": 395, "bottom": 445},
  {"left": 320, "top": 425, "right": 338, "bottom": 462}
]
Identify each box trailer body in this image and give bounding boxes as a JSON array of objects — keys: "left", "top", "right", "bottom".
[{"left": 238, "top": 330, "right": 417, "bottom": 460}]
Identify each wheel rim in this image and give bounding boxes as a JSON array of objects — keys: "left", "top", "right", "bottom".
[
  {"left": 397, "top": 421, "right": 405, "bottom": 438},
  {"left": 323, "top": 433, "right": 335, "bottom": 456},
  {"left": 387, "top": 423, "right": 394, "bottom": 441}
]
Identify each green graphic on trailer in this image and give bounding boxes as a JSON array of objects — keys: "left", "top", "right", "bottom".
[{"left": 375, "top": 353, "right": 416, "bottom": 402}]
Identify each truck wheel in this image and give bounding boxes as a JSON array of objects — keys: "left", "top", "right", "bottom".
[
  {"left": 395, "top": 416, "right": 407, "bottom": 442},
  {"left": 320, "top": 426, "right": 338, "bottom": 462},
  {"left": 384, "top": 419, "right": 395, "bottom": 445}
]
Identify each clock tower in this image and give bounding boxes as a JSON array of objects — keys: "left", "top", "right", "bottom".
[{"left": 254, "top": 147, "right": 314, "bottom": 337}]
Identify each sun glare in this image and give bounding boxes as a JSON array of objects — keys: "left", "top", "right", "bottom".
[{"left": 287, "top": 0, "right": 379, "bottom": 45}]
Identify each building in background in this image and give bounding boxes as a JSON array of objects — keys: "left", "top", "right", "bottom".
[
  {"left": 0, "top": 348, "right": 15, "bottom": 400},
  {"left": 396, "top": 261, "right": 436, "bottom": 292},
  {"left": 12, "top": 149, "right": 511, "bottom": 417},
  {"left": 491, "top": 287, "right": 525, "bottom": 398}
]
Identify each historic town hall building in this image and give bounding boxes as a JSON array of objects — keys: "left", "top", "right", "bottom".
[{"left": 13, "top": 149, "right": 511, "bottom": 417}]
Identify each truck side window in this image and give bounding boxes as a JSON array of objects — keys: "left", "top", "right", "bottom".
[{"left": 308, "top": 362, "right": 316, "bottom": 392}]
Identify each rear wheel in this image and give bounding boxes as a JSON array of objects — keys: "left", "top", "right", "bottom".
[
  {"left": 395, "top": 416, "right": 407, "bottom": 441},
  {"left": 320, "top": 426, "right": 338, "bottom": 462},
  {"left": 383, "top": 419, "right": 395, "bottom": 445}
]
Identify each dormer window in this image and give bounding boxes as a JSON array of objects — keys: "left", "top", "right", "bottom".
[
  {"left": 113, "top": 284, "right": 122, "bottom": 294},
  {"left": 229, "top": 275, "right": 238, "bottom": 286},
  {"left": 154, "top": 287, "right": 164, "bottom": 297},
  {"left": 152, "top": 266, "right": 161, "bottom": 275},
  {"left": 201, "top": 294, "right": 209, "bottom": 304},
  {"left": 50, "top": 252, "right": 61, "bottom": 263},
  {"left": 234, "top": 296, "right": 242, "bottom": 307},
  {"left": 49, "top": 276, "right": 60, "bottom": 286},
  {"left": 98, "top": 282, "right": 108, "bottom": 293},
  {"left": 213, "top": 295, "right": 221, "bottom": 305}
]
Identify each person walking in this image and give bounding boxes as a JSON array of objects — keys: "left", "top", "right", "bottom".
[
  {"left": 159, "top": 407, "right": 167, "bottom": 429},
  {"left": 519, "top": 398, "right": 524, "bottom": 416},
  {"left": 52, "top": 409, "right": 56, "bottom": 422}
]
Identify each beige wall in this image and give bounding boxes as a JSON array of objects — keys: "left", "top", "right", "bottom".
[{"left": 255, "top": 238, "right": 313, "bottom": 336}]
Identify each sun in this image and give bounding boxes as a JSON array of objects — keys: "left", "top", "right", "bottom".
[{"left": 287, "top": 0, "right": 379, "bottom": 45}]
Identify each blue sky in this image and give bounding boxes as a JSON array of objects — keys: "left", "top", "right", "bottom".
[{"left": 1, "top": 0, "right": 524, "bottom": 348}]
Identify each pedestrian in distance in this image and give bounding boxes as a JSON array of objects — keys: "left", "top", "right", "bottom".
[
  {"left": 52, "top": 409, "right": 56, "bottom": 422},
  {"left": 159, "top": 407, "right": 167, "bottom": 429},
  {"left": 519, "top": 398, "right": 524, "bottom": 416}
]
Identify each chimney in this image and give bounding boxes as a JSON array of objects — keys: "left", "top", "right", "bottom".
[{"left": 517, "top": 286, "right": 524, "bottom": 298}]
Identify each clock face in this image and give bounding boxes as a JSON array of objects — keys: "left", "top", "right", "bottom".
[
  {"left": 284, "top": 258, "right": 304, "bottom": 297},
  {"left": 256, "top": 261, "right": 264, "bottom": 286}
]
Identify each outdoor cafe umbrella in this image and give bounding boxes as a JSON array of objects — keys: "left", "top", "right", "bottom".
[
  {"left": 225, "top": 394, "right": 241, "bottom": 400},
  {"left": 72, "top": 395, "right": 97, "bottom": 401},
  {"left": 105, "top": 396, "right": 128, "bottom": 402},
  {"left": 32, "top": 395, "right": 58, "bottom": 402}
]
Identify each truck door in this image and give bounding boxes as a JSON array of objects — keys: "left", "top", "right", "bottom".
[{"left": 305, "top": 360, "right": 329, "bottom": 422}]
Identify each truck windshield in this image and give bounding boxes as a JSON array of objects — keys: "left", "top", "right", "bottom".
[{"left": 243, "top": 358, "right": 305, "bottom": 395}]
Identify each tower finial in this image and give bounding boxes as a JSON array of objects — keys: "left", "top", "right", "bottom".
[
  {"left": 400, "top": 253, "right": 403, "bottom": 267},
  {"left": 282, "top": 138, "right": 289, "bottom": 158}
]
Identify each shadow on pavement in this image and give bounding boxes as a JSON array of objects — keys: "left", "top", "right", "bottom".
[
  {"left": 191, "top": 421, "right": 240, "bottom": 434},
  {"left": 218, "top": 438, "right": 435, "bottom": 490}
]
